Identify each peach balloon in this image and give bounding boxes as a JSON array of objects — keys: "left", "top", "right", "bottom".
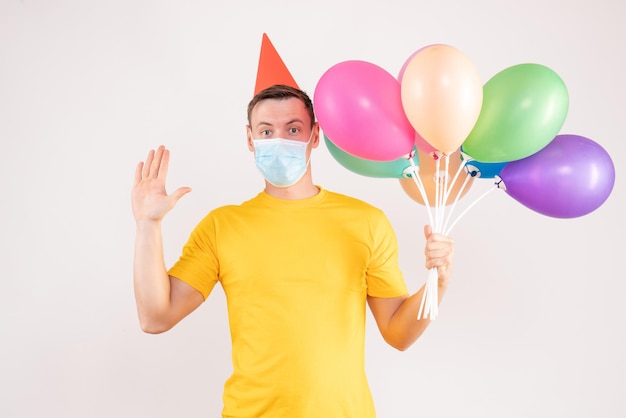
[
  {"left": 400, "top": 148, "right": 474, "bottom": 206},
  {"left": 401, "top": 44, "right": 483, "bottom": 154}
]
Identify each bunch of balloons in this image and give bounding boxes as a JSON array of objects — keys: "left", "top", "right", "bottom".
[{"left": 314, "top": 44, "right": 615, "bottom": 319}]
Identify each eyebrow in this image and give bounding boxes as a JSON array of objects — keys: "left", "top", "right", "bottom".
[
  {"left": 284, "top": 118, "right": 305, "bottom": 125},
  {"left": 255, "top": 118, "right": 305, "bottom": 128}
]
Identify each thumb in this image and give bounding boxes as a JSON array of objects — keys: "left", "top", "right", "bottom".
[
  {"left": 171, "top": 186, "right": 192, "bottom": 202},
  {"left": 423, "top": 224, "right": 432, "bottom": 239}
]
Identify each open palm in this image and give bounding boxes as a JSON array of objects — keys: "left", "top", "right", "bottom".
[{"left": 132, "top": 145, "right": 191, "bottom": 223}]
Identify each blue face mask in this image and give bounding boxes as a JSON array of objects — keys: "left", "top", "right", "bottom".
[{"left": 252, "top": 136, "right": 312, "bottom": 188}]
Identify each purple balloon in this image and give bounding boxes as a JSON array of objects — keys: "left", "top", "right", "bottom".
[{"left": 499, "top": 134, "right": 615, "bottom": 218}]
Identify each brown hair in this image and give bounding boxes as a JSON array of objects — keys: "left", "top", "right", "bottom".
[{"left": 247, "top": 84, "right": 316, "bottom": 128}]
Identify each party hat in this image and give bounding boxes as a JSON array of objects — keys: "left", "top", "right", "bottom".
[{"left": 253, "top": 33, "right": 299, "bottom": 95}]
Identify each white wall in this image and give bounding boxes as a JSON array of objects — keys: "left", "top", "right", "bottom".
[{"left": 1, "top": 0, "right": 624, "bottom": 417}]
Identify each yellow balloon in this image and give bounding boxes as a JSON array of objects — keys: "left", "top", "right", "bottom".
[{"left": 401, "top": 44, "right": 483, "bottom": 154}]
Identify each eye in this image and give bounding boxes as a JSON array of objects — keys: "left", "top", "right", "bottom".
[
  {"left": 261, "top": 129, "right": 271, "bottom": 136},
  {"left": 289, "top": 127, "right": 299, "bottom": 134}
]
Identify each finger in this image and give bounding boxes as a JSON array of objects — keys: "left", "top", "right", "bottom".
[
  {"left": 426, "top": 241, "right": 454, "bottom": 258},
  {"left": 142, "top": 149, "right": 155, "bottom": 179},
  {"left": 134, "top": 162, "right": 144, "bottom": 186},
  {"left": 425, "top": 232, "right": 450, "bottom": 255},
  {"left": 423, "top": 224, "right": 432, "bottom": 239},
  {"left": 171, "top": 186, "right": 192, "bottom": 202},
  {"left": 426, "top": 256, "right": 452, "bottom": 271},
  {"left": 427, "top": 234, "right": 454, "bottom": 251},
  {"left": 428, "top": 231, "right": 453, "bottom": 242},
  {"left": 157, "top": 148, "right": 170, "bottom": 180},
  {"left": 150, "top": 145, "right": 165, "bottom": 178},
  {"left": 427, "top": 250, "right": 451, "bottom": 262},
  {"left": 425, "top": 238, "right": 454, "bottom": 265}
]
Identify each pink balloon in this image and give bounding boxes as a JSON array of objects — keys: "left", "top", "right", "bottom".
[
  {"left": 314, "top": 60, "right": 415, "bottom": 161},
  {"left": 398, "top": 46, "right": 427, "bottom": 82},
  {"left": 415, "top": 131, "right": 437, "bottom": 155},
  {"left": 400, "top": 48, "right": 437, "bottom": 155}
]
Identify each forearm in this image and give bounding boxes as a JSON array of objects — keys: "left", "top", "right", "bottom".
[
  {"left": 387, "top": 280, "right": 448, "bottom": 351},
  {"left": 133, "top": 220, "right": 172, "bottom": 331}
]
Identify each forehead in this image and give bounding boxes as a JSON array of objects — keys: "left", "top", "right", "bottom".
[{"left": 250, "top": 97, "right": 310, "bottom": 127}]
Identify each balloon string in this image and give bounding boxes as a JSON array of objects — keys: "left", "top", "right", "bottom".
[
  {"left": 434, "top": 155, "right": 443, "bottom": 232},
  {"left": 444, "top": 183, "right": 499, "bottom": 235},
  {"left": 418, "top": 154, "right": 491, "bottom": 321},
  {"left": 408, "top": 157, "right": 434, "bottom": 227},
  {"left": 431, "top": 268, "right": 439, "bottom": 318},
  {"left": 410, "top": 153, "right": 438, "bottom": 320},
  {"left": 430, "top": 151, "right": 441, "bottom": 317},
  {"left": 415, "top": 153, "right": 473, "bottom": 321},
  {"left": 435, "top": 154, "right": 454, "bottom": 232},
  {"left": 442, "top": 171, "right": 473, "bottom": 231},
  {"left": 440, "top": 156, "right": 471, "bottom": 231},
  {"left": 417, "top": 268, "right": 439, "bottom": 320},
  {"left": 416, "top": 273, "right": 428, "bottom": 320},
  {"left": 428, "top": 267, "right": 438, "bottom": 319},
  {"left": 419, "top": 152, "right": 450, "bottom": 321},
  {"left": 442, "top": 155, "right": 469, "bottom": 207},
  {"left": 441, "top": 154, "right": 451, "bottom": 229}
]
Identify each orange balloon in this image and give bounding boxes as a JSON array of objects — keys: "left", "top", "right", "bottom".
[
  {"left": 400, "top": 44, "right": 483, "bottom": 154},
  {"left": 400, "top": 148, "right": 474, "bottom": 206}
]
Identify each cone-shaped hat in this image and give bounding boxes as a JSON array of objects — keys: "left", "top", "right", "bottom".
[{"left": 254, "top": 33, "right": 299, "bottom": 95}]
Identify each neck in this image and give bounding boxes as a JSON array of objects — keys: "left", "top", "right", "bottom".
[{"left": 263, "top": 172, "right": 319, "bottom": 200}]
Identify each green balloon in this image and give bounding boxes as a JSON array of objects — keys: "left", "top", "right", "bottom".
[
  {"left": 324, "top": 135, "right": 416, "bottom": 178},
  {"left": 462, "top": 63, "right": 569, "bottom": 163}
]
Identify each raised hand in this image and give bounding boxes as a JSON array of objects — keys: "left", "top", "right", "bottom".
[{"left": 132, "top": 145, "right": 191, "bottom": 224}]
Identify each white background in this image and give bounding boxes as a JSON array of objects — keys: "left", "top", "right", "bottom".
[{"left": 1, "top": 0, "right": 624, "bottom": 417}]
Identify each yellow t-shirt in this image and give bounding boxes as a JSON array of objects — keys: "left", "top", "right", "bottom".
[{"left": 168, "top": 188, "right": 408, "bottom": 418}]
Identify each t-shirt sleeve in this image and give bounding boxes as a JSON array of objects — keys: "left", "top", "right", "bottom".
[
  {"left": 168, "top": 213, "right": 220, "bottom": 300},
  {"left": 365, "top": 210, "right": 409, "bottom": 298}
]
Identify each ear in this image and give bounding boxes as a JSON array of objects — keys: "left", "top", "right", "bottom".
[
  {"left": 311, "top": 122, "right": 321, "bottom": 149},
  {"left": 246, "top": 125, "right": 255, "bottom": 152}
]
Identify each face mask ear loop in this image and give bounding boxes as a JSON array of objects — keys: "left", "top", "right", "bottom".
[{"left": 303, "top": 129, "right": 315, "bottom": 168}]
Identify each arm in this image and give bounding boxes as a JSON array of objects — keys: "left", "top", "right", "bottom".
[
  {"left": 132, "top": 145, "right": 202, "bottom": 334},
  {"left": 368, "top": 224, "right": 454, "bottom": 351}
]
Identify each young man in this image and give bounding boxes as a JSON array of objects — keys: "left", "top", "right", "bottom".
[{"left": 132, "top": 84, "right": 454, "bottom": 417}]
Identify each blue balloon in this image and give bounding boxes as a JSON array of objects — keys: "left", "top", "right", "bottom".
[{"left": 463, "top": 157, "right": 508, "bottom": 179}]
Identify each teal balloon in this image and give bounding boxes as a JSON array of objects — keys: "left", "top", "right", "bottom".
[
  {"left": 462, "top": 63, "right": 569, "bottom": 163},
  {"left": 324, "top": 135, "right": 415, "bottom": 178}
]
